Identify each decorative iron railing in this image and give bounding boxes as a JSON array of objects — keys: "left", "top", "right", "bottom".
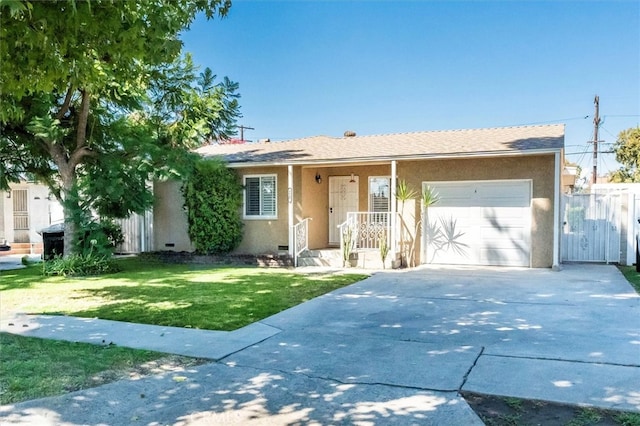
[
  {"left": 293, "top": 218, "right": 311, "bottom": 266},
  {"left": 339, "top": 212, "right": 403, "bottom": 257}
]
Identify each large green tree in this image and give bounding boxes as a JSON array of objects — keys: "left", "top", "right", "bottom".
[
  {"left": 610, "top": 127, "right": 640, "bottom": 183},
  {"left": 0, "top": 0, "right": 240, "bottom": 255}
]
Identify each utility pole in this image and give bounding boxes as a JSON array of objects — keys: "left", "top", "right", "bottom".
[
  {"left": 238, "top": 125, "right": 254, "bottom": 142},
  {"left": 592, "top": 95, "right": 601, "bottom": 185}
]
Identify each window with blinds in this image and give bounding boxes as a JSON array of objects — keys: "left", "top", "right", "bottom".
[
  {"left": 369, "top": 177, "right": 390, "bottom": 213},
  {"left": 244, "top": 175, "right": 277, "bottom": 218}
]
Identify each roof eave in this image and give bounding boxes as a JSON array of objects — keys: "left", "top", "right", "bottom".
[{"left": 216, "top": 147, "right": 564, "bottom": 169}]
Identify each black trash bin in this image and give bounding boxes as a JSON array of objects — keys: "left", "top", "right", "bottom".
[{"left": 39, "top": 223, "right": 65, "bottom": 260}]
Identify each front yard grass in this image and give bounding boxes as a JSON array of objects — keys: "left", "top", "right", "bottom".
[
  {"left": 0, "top": 332, "right": 203, "bottom": 405},
  {"left": 0, "top": 257, "right": 368, "bottom": 404},
  {"left": 617, "top": 265, "right": 640, "bottom": 294},
  {"left": 0, "top": 257, "right": 368, "bottom": 331}
]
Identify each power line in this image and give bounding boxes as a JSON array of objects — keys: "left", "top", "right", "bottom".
[{"left": 513, "top": 116, "right": 591, "bottom": 126}]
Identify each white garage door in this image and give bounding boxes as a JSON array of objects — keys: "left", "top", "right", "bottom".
[{"left": 423, "top": 180, "right": 531, "bottom": 267}]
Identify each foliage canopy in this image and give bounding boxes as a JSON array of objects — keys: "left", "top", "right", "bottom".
[
  {"left": 610, "top": 127, "right": 640, "bottom": 183},
  {"left": 0, "top": 0, "right": 240, "bottom": 256}
]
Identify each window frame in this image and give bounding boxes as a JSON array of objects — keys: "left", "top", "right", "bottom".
[
  {"left": 243, "top": 174, "right": 278, "bottom": 220},
  {"left": 368, "top": 176, "right": 391, "bottom": 213}
]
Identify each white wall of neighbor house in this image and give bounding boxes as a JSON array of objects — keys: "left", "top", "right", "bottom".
[{"left": 1, "top": 182, "right": 62, "bottom": 244}]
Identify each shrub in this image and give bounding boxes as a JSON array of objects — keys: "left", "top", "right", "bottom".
[
  {"left": 42, "top": 219, "right": 123, "bottom": 276},
  {"left": 43, "top": 252, "right": 119, "bottom": 277},
  {"left": 183, "top": 159, "right": 244, "bottom": 254},
  {"left": 76, "top": 219, "right": 124, "bottom": 257}
]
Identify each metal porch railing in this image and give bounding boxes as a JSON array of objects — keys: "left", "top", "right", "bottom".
[
  {"left": 338, "top": 212, "right": 403, "bottom": 265},
  {"left": 292, "top": 218, "right": 311, "bottom": 266}
]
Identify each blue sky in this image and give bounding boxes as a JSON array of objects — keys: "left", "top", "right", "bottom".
[{"left": 181, "top": 0, "right": 640, "bottom": 178}]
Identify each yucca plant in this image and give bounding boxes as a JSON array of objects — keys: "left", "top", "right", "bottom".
[
  {"left": 379, "top": 232, "right": 389, "bottom": 269},
  {"left": 408, "top": 185, "right": 440, "bottom": 266},
  {"left": 395, "top": 180, "right": 418, "bottom": 267}
]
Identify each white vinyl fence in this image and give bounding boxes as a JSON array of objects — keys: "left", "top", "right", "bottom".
[
  {"left": 561, "top": 193, "right": 621, "bottom": 263},
  {"left": 115, "top": 210, "right": 153, "bottom": 254}
]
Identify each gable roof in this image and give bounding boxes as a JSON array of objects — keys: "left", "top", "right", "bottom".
[{"left": 196, "top": 124, "right": 564, "bottom": 166}]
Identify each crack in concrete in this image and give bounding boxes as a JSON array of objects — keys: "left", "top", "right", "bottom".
[
  {"left": 459, "top": 346, "right": 484, "bottom": 391},
  {"left": 218, "top": 361, "right": 462, "bottom": 393},
  {"left": 482, "top": 353, "right": 640, "bottom": 368}
]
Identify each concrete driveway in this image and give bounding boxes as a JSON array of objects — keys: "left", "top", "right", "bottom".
[
  {"left": 1, "top": 264, "right": 639, "bottom": 425},
  {"left": 228, "top": 264, "right": 640, "bottom": 408}
]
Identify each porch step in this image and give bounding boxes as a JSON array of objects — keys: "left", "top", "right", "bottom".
[
  {"left": 352, "top": 250, "right": 390, "bottom": 270},
  {"left": 0, "top": 242, "right": 43, "bottom": 256},
  {"left": 297, "top": 249, "right": 343, "bottom": 268},
  {"left": 297, "top": 249, "right": 399, "bottom": 269}
]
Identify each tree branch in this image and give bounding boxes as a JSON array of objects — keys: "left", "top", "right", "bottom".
[
  {"left": 68, "top": 145, "right": 97, "bottom": 167},
  {"left": 55, "top": 85, "right": 75, "bottom": 120},
  {"left": 69, "top": 89, "right": 91, "bottom": 169}
]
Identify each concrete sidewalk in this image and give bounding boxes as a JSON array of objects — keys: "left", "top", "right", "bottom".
[
  {"left": 1, "top": 264, "right": 639, "bottom": 425},
  {"left": 1, "top": 314, "right": 281, "bottom": 360},
  {"left": 0, "top": 254, "right": 41, "bottom": 271}
]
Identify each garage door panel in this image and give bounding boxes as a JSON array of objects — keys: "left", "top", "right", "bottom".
[
  {"left": 424, "top": 180, "right": 531, "bottom": 267},
  {"left": 482, "top": 207, "right": 528, "bottom": 219},
  {"left": 432, "top": 206, "right": 472, "bottom": 219},
  {"left": 478, "top": 182, "right": 530, "bottom": 200},
  {"left": 480, "top": 226, "right": 525, "bottom": 241},
  {"left": 426, "top": 209, "right": 476, "bottom": 265},
  {"left": 481, "top": 248, "right": 529, "bottom": 266}
]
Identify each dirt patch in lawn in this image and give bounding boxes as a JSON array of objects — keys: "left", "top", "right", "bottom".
[
  {"left": 463, "top": 392, "right": 640, "bottom": 426},
  {"left": 89, "top": 355, "right": 210, "bottom": 388}
]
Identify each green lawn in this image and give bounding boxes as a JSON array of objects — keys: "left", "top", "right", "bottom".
[
  {"left": 0, "top": 257, "right": 368, "bottom": 331},
  {"left": 0, "top": 332, "right": 201, "bottom": 405},
  {"left": 0, "top": 257, "right": 367, "bottom": 404},
  {"left": 618, "top": 265, "right": 640, "bottom": 294}
]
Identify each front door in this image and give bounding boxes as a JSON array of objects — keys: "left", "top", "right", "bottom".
[{"left": 328, "top": 176, "right": 359, "bottom": 245}]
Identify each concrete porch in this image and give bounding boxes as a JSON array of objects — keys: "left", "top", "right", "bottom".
[{"left": 296, "top": 248, "right": 399, "bottom": 270}]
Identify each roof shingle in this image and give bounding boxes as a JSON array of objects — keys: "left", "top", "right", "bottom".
[{"left": 196, "top": 124, "right": 564, "bottom": 165}]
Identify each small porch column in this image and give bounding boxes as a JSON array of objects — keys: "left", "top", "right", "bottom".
[
  {"left": 288, "top": 165, "right": 294, "bottom": 258},
  {"left": 391, "top": 160, "right": 397, "bottom": 260}
]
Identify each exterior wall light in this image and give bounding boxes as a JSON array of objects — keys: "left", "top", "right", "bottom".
[{"left": 315, "top": 173, "right": 322, "bottom": 184}]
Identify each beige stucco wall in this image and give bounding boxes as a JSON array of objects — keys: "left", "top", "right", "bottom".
[
  {"left": 153, "top": 167, "right": 300, "bottom": 255},
  {"left": 301, "top": 156, "right": 556, "bottom": 268},
  {"left": 301, "top": 164, "right": 392, "bottom": 249},
  {"left": 233, "top": 166, "right": 293, "bottom": 254},
  {"left": 153, "top": 154, "right": 556, "bottom": 266},
  {"left": 153, "top": 180, "right": 194, "bottom": 252},
  {"left": 398, "top": 154, "right": 556, "bottom": 267}
]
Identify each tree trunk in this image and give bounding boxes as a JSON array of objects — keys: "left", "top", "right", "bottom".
[
  {"left": 55, "top": 89, "right": 91, "bottom": 257},
  {"left": 58, "top": 163, "right": 78, "bottom": 257}
]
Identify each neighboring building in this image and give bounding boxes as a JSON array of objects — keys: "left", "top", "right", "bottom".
[
  {"left": 0, "top": 181, "right": 63, "bottom": 255},
  {"left": 562, "top": 165, "right": 579, "bottom": 194},
  {"left": 155, "top": 124, "right": 565, "bottom": 269}
]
